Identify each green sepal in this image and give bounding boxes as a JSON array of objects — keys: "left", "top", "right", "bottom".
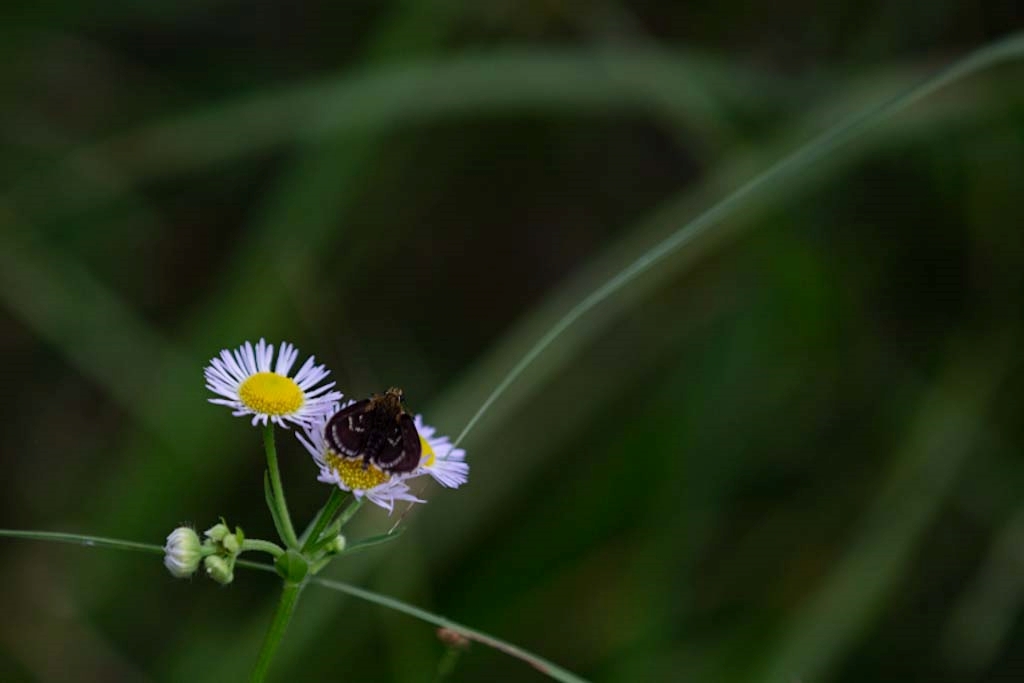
[
  {"left": 205, "top": 520, "right": 230, "bottom": 542},
  {"left": 274, "top": 549, "right": 308, "bottom": 582}
]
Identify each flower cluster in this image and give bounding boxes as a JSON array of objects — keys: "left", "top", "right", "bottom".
[
  {"left": 162, "top": 521, "right": 246, "bottom": 584},
  {"left": 203, "top": 339, "right": 469, "bottom": 512}
]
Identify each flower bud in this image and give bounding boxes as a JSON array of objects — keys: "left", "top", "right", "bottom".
[
  {"left": 204, "top": 555, "right": 234, "bottom": 585},
  {"left": 325, "top": 534, "right": 346, "bottom": 554},
  {"left": 163, "top": 527, "right": 203, "bottom": 578},
  {"left": 204, "top": 522, "right": 230, "bottom": 543},
  {"left": 221, "top": 532, "right": 241, "bottom": 555}
]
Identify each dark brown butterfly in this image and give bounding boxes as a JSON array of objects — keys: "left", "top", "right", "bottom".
[{"left": 324, "top": 387, "right": 422, "bottom": 474}]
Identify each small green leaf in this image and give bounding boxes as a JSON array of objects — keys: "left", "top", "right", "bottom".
[{"left": 339, "top": 529, "right": 405, "bottom": 556}]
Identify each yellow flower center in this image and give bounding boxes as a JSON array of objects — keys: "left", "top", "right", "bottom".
[
  {"left": 324, "top": 452, "right": 390, "bottom": 490},
  {"left": 237, "top": 372, "right": 305, "bottom": 416},
  {"left": 420, "top": 436, "right": 435, "bottom": 468}
]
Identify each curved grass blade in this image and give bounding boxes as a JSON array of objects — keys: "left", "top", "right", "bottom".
[
  {"left": 309, "top": 576, "right": 589, "bottom": 683},
  {"left": 0, "top": 529, "right": 588, "bottom": 683},
  {"left": 0, "top": 529, "right": 164, "bottom": 556},
  {"left": 237, "top": 558, "right": 591, "bottom": 680},
  {"left": 450, "top": 30, "right": 1024, "bottom": 448}
]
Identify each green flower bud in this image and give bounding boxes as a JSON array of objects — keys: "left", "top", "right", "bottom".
[
  {"left": 325, "top": 534, "right": 346, "bottom": 554},
  {"left": 222, "top": 532, "right": 241, "bottom": 555},
  {"left": 204, "top": 555, "right": 234, "bottom": 585},
  {"left": 163, "top": 527, "right": 203, "bottom": 578},
  {"left": 204, "top": 522, "right": 230, "bottom": 543}
]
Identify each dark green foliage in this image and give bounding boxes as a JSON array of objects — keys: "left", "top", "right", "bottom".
[{"left": 0, "top": 2, "right": 1022, "bottom": 681}]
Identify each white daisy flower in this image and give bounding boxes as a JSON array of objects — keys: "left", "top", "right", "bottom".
[
  {"left": 297, "top": 409, "right": 423, "bottom": 513},
  {"left": 403, "top": 414, "right": 469, "bottom": 489},
  {"left": 204, "top": 338, "right": 342, "bottom": 428}
]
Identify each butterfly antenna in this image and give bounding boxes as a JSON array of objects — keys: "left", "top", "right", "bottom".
[
  {"left": 389, "top": 479, "right": 428, "bottom": 533},
  {"left": 387, "top": 505, "right": 411, "bottom": 536}
]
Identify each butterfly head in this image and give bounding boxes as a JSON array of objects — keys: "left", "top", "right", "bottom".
[{"left": 371, "top": 386, "right": 406, "bottom": 415}]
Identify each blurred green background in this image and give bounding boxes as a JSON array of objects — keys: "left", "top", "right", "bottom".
[{"left": 2, "top": 1, "right": 1024, "bottom": 681}]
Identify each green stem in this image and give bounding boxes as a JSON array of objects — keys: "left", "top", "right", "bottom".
[
  {"left": 300, "top": 489, "right": 347, "bottom": 554},
  {"left": 242, "top": 539, "right": 285, "bottom": 558},
  {"left": 311, "top": 576, "right": 588, "bottom": 683},
  {"left": 336, "top": 496, "right": 364, "bottom": 528},
  {"left": 309, "top": 497, "right": 364, "bottom": 555},
  {"left": 308, "top": 557, "right": 333, "bottom": 575},
  {"left": 250, "top": 580, "right": 304, "bottom": 683},
  {"left": 0, "top": 529, "right": 163, "bottom": 555},
  {"left": 335, "top": 530, "right": 403, "bottom": 556},
  {"left": 263, "top": 423, "right": 299, "bottom": 550},
  {"left": 449, "top": 34, "right": 1024, "bottom": 450}
]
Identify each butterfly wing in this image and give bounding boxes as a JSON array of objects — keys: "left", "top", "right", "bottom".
[
  {"left": 374, "top": 413, "right": 422, "bottom": 473},
  {"left": 325, "top": 400, "right": 372, "bottom": 457}
]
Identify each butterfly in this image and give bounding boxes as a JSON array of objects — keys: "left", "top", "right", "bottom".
[{"left": 325, "top": 387, "right": 422, "bottom": 474}]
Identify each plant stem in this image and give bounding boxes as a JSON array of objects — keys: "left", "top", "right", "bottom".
[
  {"left": 0, "top": 529, "right": 164, "bottom": 555},
  {"left": 263, "top": 423, "right": 299, "bottom": 550},
  {"left": 250, "top": 580, "right": 303, "bottom": 683},
  {"left": 336, "top": 496, "right": 364, "bottom": 528},
  {"left": 308, "top": 497, "right": 364, "bottom": 555},
  {"left": 301, "top": 489, "right": 347, "bottom": 554},
  {"left": 242, "top": 539, "right": 285, "bottom": 558}
]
